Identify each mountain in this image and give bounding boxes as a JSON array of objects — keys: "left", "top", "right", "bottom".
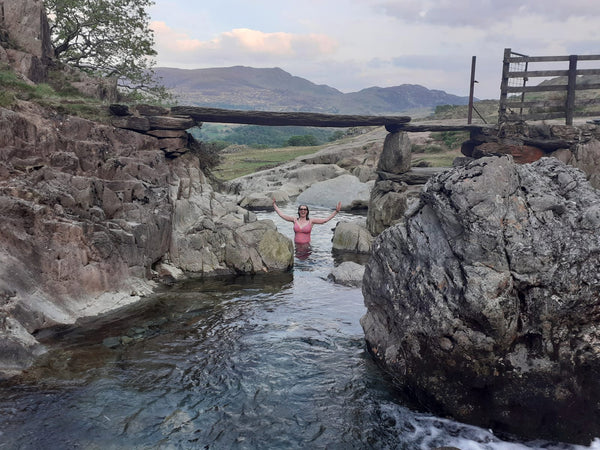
[{"left": 154, "top": 66, "right": 471, "bottom": 115}]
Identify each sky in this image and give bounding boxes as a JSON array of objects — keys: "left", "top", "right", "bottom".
[{"left": 149, "top": 0, "right": 600, "bottom": 100}]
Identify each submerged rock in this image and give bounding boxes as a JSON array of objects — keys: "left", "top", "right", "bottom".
[
  {"left": 328, "top": 261, "right": 365, "bottom": 287},
  {"left": 361, "top": 156, "right": 600, "bottom": 444}
]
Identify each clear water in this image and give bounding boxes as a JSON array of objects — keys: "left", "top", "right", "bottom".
[{"left": 0, "top": 207, "right": 597, "bottom": 450}]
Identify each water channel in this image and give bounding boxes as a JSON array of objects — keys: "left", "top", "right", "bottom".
[{"left": 0, "top": 207, "right": 597, "bottom": 449}]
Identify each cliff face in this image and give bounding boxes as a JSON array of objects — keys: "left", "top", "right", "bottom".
[
  {"left": 0, "top": 0, "right": 294, "bottom": 376},
  {"left": 0, "top": 0, "right": 52, "bottom": 82}
]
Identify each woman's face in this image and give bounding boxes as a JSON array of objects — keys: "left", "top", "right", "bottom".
[{"left": 298, "top": 205, "right": 309, "bottom": 218}]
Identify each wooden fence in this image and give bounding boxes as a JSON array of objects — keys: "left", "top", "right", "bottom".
[{"left": 499, "top": 48, "right": 600, "bottom": 125}]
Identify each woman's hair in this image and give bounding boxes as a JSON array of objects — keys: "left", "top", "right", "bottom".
[{"left": 297, "top": 204, "right": 310, "bottom": 219}]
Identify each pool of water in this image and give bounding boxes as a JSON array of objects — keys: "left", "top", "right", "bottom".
[{"left": 0, "top": 207, "right": 597, "bottom": 449}]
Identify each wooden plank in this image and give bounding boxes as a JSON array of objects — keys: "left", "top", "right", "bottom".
[
  {"left": 388, "top": 124, "right": 490, "bottom": 133},
  {"left": 504, "top": 100, "right": 565, "bottom": 108},
  {"left": 171, "top": 106, "right": 411, "bottom": 128},
  {"left": 506, "top": 84, "right": 568, "bottom": 93},
  {"left": 575, "top": 55, "right": 600, "bottom": 61},
  {"left": 508, "top": 55, "right": 571, "bottom": 63},
  {"left": 518, "top": 111, "right": 568, "bottom": 121},
  {"left": 566, "top": 55, "right": 578, "bottom": 125},
  {"left": 508, "top": 69, "right": 569, "bottom": 78},
  {"left": 575, "top": 83, "right": 600, "bottom": 90},
  {"left": 505, "top": 83, "right": 600, "bottom": 95}
]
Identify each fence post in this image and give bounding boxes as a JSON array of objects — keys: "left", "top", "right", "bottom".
[
  {"left": 565, "top": 54, "right": 578, "bottom": 125},
  {"left": 468, "top": 56, "right": 476, "bottom": 124},
  {"left": 499, "top": 48, "right": 511, "bottom": 123}
]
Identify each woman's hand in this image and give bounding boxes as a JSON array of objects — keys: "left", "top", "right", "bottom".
[{"left": 336, "top": 201, "right": 342, "bottom": 212}]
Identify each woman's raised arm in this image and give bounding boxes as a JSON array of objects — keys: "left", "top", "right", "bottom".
[
  {"left": 311, "top": 201, "right": 342, "bottom": 225},
  {"left": 273, "top": 198, "right": 296, "bottom": 222}
]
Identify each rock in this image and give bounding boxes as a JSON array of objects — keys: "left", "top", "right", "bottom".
[
  {"left": 269, "top": 190, "right": 290, "bottom": 204},
  {"left": 5, "top": 49, "right": 47, "bottom": 83},
  {"left": 361, "top": 155, "right": 600, "bottom": 444},
  {"left": 376, "top": 167, "right": 444, "bottom": 185},
  {"left": 328, "top": 261, "right": 365, "bottom": 287},
  {"left": 565, "top": 137, "right": 600, "bottom": 190},
  {"left": 377, "top": 131, "right": 411, "bottom": 174},
  {"left": 366, "top": 180, "right": 410, "bottom": 236},
  {"left": 0, "top": 316, "right": 46, "bottom": 375},
  {"left": 239, "top": 193, "right": 273, "bottom": 210},
  {"left": 111, "top": 116, "right": 151, "bottom": 132},
  {"left": 147, "top": 115, "right": 195, "bottom": 130},
  {"left": 0, "top": 99, "right": 293, "bottom": 376},
  {"left": 473, "top": 142, "right": 544, "bottom": 163},
  {"left": 0, "top": 0, "right": 52, "bottom": 61},
  {"left": 296, "top": 174, "right": 372, "bottom": 210},
  {"left": 332, "top": 221, "right": 373, "bottom": 253},
  {"left": 147, "top": 129, "right": 188, "bottom": 139},
  {"left": 257, "top": 229, "right": 295, "bottom": 271},
  {"left": 352, "top": 165, "right": 376, "bottom": 182},
  {"left": 154, "top": 262, "right": 184, "bottom": 285},
  {"left": 224, "top": 220, "right": 294, "bottom": 273}
]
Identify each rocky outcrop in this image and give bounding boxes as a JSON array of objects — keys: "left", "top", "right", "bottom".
[
  {"left": 361, "top": 155, "right": 600, "bottom": 444},
  {"left": 366, "top": 130, "right": 441, "bottom": 235},
  {"left": 0, "top": 102, "right": 293, "bottom": 376},
  {"left": 464, "top": 121, "right": 600, "bottom": 189},
  {"left": 296, "top": 173, "right": 372, "bottom": 210},
  {"left": 0, "top": 0, "right": 52, "bottom": 82}
]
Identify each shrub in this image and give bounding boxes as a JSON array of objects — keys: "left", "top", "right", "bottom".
[{"left": 286, "top": 135, "right": 319, "bottom": 146}]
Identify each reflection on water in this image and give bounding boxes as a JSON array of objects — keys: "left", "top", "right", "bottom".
[
  {"left": 0, "top": 208, "right": 595, "bottom": 449},
  {"left": 294, "top": 242, "right": 312, "bottom": 261}
]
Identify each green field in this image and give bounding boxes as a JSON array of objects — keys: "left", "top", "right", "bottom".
[{"left": 212, "top": 145, "right": 326, "bottom": 180}]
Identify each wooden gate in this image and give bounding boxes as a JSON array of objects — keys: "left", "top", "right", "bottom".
[{"left": 499, "top": 48, "right": 600, "bottom": 125}]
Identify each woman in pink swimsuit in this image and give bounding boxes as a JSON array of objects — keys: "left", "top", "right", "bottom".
[{"left": 272, "top": 199, "right": 341, "bottom": 244}]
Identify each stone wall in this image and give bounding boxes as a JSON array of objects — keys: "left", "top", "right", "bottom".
[{"left": 463, "top": 121, "right": 600, "bottom": 189}]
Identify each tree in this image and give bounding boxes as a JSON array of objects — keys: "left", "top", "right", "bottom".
[
  {"left": 286, "top": 135, "right": 319, "bottom": 147},
  {"left": 45, "top": 0, "right": 168, "bottom": 100}
]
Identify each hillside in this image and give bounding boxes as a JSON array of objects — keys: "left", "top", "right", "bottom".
[{"left": 154, "top": 66, "right": 472, "bottom": 115}]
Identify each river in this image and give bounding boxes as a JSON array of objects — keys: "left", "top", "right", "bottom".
[{"left": 0, "top": 207, "right": 597, "bottom": 449}]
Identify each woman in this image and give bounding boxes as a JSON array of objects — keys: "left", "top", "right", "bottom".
[{"left": 272, "top": 199, "right": 342, "bottom": 244}]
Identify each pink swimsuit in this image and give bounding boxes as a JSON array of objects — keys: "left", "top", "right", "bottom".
[{"left": 293, "top": 219, "right": 312, "bottom": 244}]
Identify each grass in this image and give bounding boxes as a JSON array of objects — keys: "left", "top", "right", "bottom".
[
  {"left": 413, "top": 149, "right": 462, "bottom": 167},
  {"left": 213, "top": 145, "right": 326, "bottom": 180},
  {"left": 0, "top": 64, "right": 113, "bottom": 122},
  {"left": 213, "top": 127, "right": 469, "bottom": 181}
]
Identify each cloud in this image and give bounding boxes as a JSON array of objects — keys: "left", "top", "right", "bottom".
[
  {"left": 151, "top": 21, "right": 337, "bottom": 66},
  {"left": 373, "top": 0, "right": 599, "bottom": 28}
]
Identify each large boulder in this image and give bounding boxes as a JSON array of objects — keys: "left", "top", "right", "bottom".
[
  {"left": 361, "top": 156, "right": 600, "bottom": 445},
  {"left": 168, "top": 162, "right": 293, "bottom": 274},
  {"left": 296, "top": 173, "right": 372, "bottom": 210},
  {"left": 366, "top": 180, "right": 410, "bottom": 235},
  {"left": 332, "top": 221, "right": 373, "bottom": 253},
  {"left": 377, "top": 131, "right": 411, "bottom": 174},
  {"left": 226, "top": 161, "right": 348, "bottom": 198}
]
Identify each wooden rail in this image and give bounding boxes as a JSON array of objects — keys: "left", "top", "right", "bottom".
[
  {"left": 169, "top": 106, "right": 492, "bottom": 133},
  {"left": 499, "top": 48, "right": 600, "bottom": 125},
  {"left": 171, "top": 106, "right": 411, "bottom": 129}
]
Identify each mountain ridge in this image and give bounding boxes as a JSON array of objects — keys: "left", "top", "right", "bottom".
[{"left": 155, "top": 66, "right": 471, "bottom": 115}]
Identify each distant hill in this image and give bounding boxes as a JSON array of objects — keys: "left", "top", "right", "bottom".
[{"left": 154, "top": 66, "right": 472, "bottom": 115}]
